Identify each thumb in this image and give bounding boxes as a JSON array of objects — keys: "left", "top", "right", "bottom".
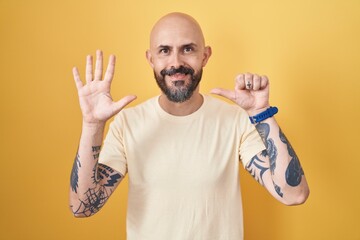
[
  {"left": 210, "top": 88, "right": 235, "bottom": 101},
  {"left": 112, "top": 95, "right": 137, "bottom": 114}
]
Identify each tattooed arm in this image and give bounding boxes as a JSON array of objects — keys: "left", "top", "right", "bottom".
[
  {"left": 245, "top": 118, "right": 309, "bottom": 205},
  {"left": 211, "top": 73, "right": 309, "bottom": 205},
  {"left": 69, "top": 124, "right": 124, "bottom": 217},
  {"left": 69, "top": 50, "right": 136, "bottom": 217}
]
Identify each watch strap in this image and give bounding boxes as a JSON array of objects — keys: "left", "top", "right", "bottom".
[{"left": 249, "top": 106, "right": 278, "bottom": 124}]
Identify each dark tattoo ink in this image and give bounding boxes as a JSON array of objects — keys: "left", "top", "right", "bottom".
[
  {"left": 70, "top": 153, "right": 81, "bottom": 193},
  {"left": 256, "top": 123, "right": 278, "bottom": 174},
  {"left": 92, "top": 146, "right": 101, "bottom": 152},
  {"left": 91, "top": 164, "right": 99, "bottom": 184},
  {"left": 97, "top": 164, "right": 123, "bottom": 187},
  {"left": 72, "top": 164, "right": 123, "bottom": 216},
  {"left": 71, "top": 186, "right": 110, "bottom": 217},
  {"left": 273, "top": 181, "right": 284, "bottom": 197},
  {"left": 93, "top": 153, "right": 100, "bottom": 160},
  {"left": 279, "top": 129, "right": 304, "bottom": 186},
  {"left": 246, "top": 81, "right": 252, "bottom": 89},
  {"left": 246, "top": 150, "right": 269, "bottom": 185}
]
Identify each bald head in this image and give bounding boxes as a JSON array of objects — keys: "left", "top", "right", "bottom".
[{"left": 149, "top": 12, "right": 206, "bottom": 49}]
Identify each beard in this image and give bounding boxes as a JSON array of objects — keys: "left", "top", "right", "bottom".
[{"left": 154, "top": 66, "right": 203, "bottom": 103}]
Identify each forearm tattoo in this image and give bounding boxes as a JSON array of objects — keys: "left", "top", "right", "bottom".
[
  {"left": 246, "top": 150, "right": 269, "bottom": 186},
  {"left": 250, "top": 123, "right": 283, "bottom": 197},
  {"left": 70, "top": 153, "right": 81, "bottom": 193},
  {"left": 279, "top": 129, "right": 304, "bottom": 186},
  {"left": 256, "top": 123, "right": 278, "bottom": 174},
  {"left": 70, "top": 146, "right": 123, "bottom": 216},
  {"left": 71, "top": 185, "right": 111, "bottom": 217},
  {"left": 92, "top": 145, "right": 101, "bottom": 160},
  {"left": 92, "top": 146, "right": 101, "bottom": 152}
]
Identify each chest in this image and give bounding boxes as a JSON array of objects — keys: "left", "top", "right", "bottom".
[{"left": 124, "top": 118, "right": 240, "bottom": 189}]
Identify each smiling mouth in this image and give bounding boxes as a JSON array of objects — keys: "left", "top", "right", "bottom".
[{"left": 169, "top": 73, "right": 187, "bottom": 80}]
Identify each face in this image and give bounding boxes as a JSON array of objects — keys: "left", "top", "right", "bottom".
[{"left": 146, "top": 13, "right": 211, "bottom": 103}]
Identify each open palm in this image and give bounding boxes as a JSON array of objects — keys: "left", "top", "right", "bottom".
[{"left": 73, "top": 50, "right": 136, "bottom": 124}]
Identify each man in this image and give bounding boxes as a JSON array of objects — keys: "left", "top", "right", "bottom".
[{"left": 69, "top": 12, "right": 309, "bottom": 240}]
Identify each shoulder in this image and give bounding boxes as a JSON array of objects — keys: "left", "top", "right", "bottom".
[
  {"left": 112, "top": 96, "right": 158, "bottom": 125},
  {"left": 203, "top": 95, "right": 247, "bottom": 117}
]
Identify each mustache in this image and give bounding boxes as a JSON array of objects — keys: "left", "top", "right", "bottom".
[{"left": 160, "top": 66, "right": 194, "bottom": 76}]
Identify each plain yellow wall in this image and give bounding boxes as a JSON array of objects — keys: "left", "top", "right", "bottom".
[{"left": 0, "top": 0, "right": 359, "bottom": 239}]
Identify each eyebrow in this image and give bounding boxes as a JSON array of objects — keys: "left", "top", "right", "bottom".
[{"left": 156, "top": 43, "right": 198, "bottom": 49}]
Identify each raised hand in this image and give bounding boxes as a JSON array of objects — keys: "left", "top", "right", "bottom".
[
  {"left": 73, "top": 50, "right": 137, "bottom": 124},
  {"left": 210, "top": 73, "right": 270, "bottom": 115}
]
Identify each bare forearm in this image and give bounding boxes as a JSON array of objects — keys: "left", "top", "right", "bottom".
[{"left": 249, "top": 117, "right": 309, "bottom": 205}]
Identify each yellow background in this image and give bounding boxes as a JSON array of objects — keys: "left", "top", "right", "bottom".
[{"left": 1, "top": 0, "right": 359, "bottom": 239}]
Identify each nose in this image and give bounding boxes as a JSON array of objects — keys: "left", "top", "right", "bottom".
[{"left": 169, "top": 52, "right": 183, "bottom": 69}]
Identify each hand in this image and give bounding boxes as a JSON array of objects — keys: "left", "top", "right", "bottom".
[
  {"left": 210, "top": 73, "right": 270, "bottom": 115},
  {"left": 72, "top": 50, "right": 137, "bottom": 124}
]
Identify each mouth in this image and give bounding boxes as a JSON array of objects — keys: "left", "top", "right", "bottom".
[{"left": 168, "top": 73, "right": 188, "bottom": 81}]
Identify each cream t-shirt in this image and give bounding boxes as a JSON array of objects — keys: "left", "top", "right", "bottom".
[{"left": 99, "top": 95, "right": 265, "bottom": 240}]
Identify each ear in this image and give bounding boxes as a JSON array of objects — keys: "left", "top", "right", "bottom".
[
  {"left": 201, "top": 46, "right": 212, "bottom": 67},
  {"left": 145, "top": 50, "right": 154, "bottom": 68}
]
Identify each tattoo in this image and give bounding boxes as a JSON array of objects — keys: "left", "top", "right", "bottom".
[
  {"left": 73, "top": 164, "right": 123, "bottom": 216},
  {"left": 71, "top": 186, "right": 110, "bottom": 217},
  {"left": 246, "top": 81, "right": 252, "bottom": 89},
  {"left": 246, "top": 150, "right": 269, "bottom": 185},
  {"left": 92, "top": 146, "right": 101, "bottom": 152},
  {"left": 254, "top": 123, "right": 284, "bottom": 197},
  {"left": 91, "top": 164, "right": 99, "bottom": 184},
  {"left": 93, "top": 153, "right": 100, "bottom": 160},
  {"left": 256, "top": 123, "right": 278, "bottom": 174},
  {"left": 70, "top": 153, "right": 81, "bottom": 193},
  {"left": 97, "top": 164, "right": 123, "bottom": 187},
  {"left": 92, "top": 145, "right": 101, "bottom": 160},
  {"left": 273, "top": 181, "right": 283, "bottom": 197},
  {"left": 279, "top": 129, "right": 304, "bottom": 186}
]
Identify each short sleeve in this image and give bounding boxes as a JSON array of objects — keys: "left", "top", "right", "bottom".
[
  {"left": 98, "top": 114, "right": 128, "bottom": 176},
  {"left": 238, "top": 112, "right": 266, "bottom": 167}
]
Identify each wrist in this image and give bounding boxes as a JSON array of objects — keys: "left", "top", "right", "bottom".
[
  {"left": 248, "top": 106, "right": 278, "bottom": 124},
  {"left": 246, "top": 106, "right": 271, "bottom": 117},
  {"left": 82, "top": 120, "right": 106, "bottom": 131}
]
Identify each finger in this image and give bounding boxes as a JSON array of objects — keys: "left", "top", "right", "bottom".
[
  {"left": 85, "top": 55, "right": 93, "bottom": 84},
  {"left": 112, "top": 95, "right": 137, "bottom": 114},
  {"left": 104, "top": 55, "right": 116, "bottom": 82},
  {"left": 72, "top": 67, "right": 83, "bottom": 90},
  {"left": 235, "top": 74, "right": 246, "bottom": 90},
  {"left": 245, "top": 73, "right": 253, "bottom": 90},
  {"left": 94, "top": 50, "right": 103, "bottom": 81},
  {"left": 210, "top": 88, "right": 235, "bottom": 101},
  {"left": 260, "top": 75, "right": 269, "bottom": 89},
  {"left": 253, "top": 74, "right": 261, "bottom": 90}
]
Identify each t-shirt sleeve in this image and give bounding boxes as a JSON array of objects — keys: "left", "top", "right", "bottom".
[
  {"left": 98, "top": 114, "right": 128, "bottom": 176},
  {"left": 238, "top": 111, "right": 266, "bottom": 167}
]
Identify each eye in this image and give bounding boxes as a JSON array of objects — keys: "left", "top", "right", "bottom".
[
  {"left": 184, "top": 46, "right": 193, "bottom": 53},
  {"left": 159, "top": 48, "right": 169, "bottom": 54}
]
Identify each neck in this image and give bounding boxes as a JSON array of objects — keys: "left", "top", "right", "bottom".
[{"left": 158, "top": 92, "right": 203, "bottom": 116}]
